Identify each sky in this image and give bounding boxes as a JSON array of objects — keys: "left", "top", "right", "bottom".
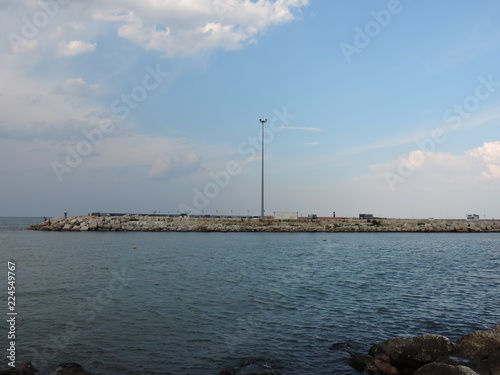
[{"left": 1, "top": 0, "right": 500, "bottom": 219}]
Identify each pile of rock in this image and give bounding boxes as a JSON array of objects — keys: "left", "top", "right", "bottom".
[
  {"left": 351, "top": 324, "right": 500, "bottom": 374},
  {"left": 27, "top": 216, "right": 500, "bottom": 233}
]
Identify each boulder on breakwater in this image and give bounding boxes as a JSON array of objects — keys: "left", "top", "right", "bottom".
[
  {"left": 351, "top": 323, "right": 500, "bottom": 374},
  {"left": 28, "top": 216, "right": 500, "bottom": 233}
]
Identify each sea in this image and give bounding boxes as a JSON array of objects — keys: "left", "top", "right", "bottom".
[{"left": 0, "top": 217, "right": 499, "bottom": 374}]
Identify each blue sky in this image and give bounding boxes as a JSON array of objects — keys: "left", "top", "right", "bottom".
[{"left": 1, "top": 0, "right": 500, "bottom": 218}]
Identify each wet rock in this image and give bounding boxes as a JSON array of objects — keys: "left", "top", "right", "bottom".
[
  {"left": 350, "top": 354, "right": 399, "bottom": 374},
  {"left": 456, "top": 324, "right": 500, "bottom": 359},
  {"left": 369, "top": 334, "right": 455, "bottom": 369},
  {"left": 482, "top": 348, "right": 500, "bottom": 374},
  {"left": 220, "top": 358, "right": 282, "bottom": 375},
  {"left": 413, "top": 362, "right": 479, "bottom": 375},
  {"left": 350, "top": 325, "right": 500, "bottom": 375},
  {"left": 434, "top": 356, "right": 489, "bottom": 375},
  {"left": 50, "top": 363, "right": 95, "bottom": 375},
  {"left": 0, "top": 361, "right": 38, "bottom": 375}
]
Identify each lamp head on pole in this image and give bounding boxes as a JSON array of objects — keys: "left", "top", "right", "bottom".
[{"left": 259, "top": 119, "right": 267, "bottom": 125}]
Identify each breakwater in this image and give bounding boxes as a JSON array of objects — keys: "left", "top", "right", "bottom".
[{"left": 28, "top": 216, "right": 500, "bottom": 232}]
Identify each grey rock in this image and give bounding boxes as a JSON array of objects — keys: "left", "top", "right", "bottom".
[
  {"left": 50, "top": 363, "right": 95, "bottom": 375},
  {"left": 369, "top": 334, "right": 455, "bottom": 369},
  {"left": 350, "top": 354, "right": 399, "bottom": 374},
  {"left": 0, "top": 361, "right": 38, "bottom": 375},
  {"left": 456, "top": 324, "right": 500, "bottom": 359},
  {"left": 414, "top": 362, "right": 479, "bottom": 375},
  {"left": 482, "top": 348, "right": 500, "bottom": 375},
  {"left": 220, "top": 358, "right": 282, "bottom": 375},
  {"left": 435, "top": 356, "right": 490, "bottom": 375}
]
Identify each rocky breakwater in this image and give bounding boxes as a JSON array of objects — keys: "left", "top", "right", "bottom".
[
  {"left": 28, "top": 216, "right": 500, "bottom": 232},
  {"left": 351, "top": 323, "right": 500, "bottom": 374}
]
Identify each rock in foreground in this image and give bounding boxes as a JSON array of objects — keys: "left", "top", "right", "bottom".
[
  {"left": 351, "top": 324, "right": 500, "bottom": 374},
  {"left": 0, "top": 361, "right": 37, "bottom": 375},
  {"left": 219, "top": 358, "right": 282, "bottom": 375},
  {"left": 50, "top": 363, "right": 95, "bottom": 375}
]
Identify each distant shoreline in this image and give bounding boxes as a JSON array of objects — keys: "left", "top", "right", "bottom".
[{"left": 28, "top": 216, "right": 500, "bottom": 233}]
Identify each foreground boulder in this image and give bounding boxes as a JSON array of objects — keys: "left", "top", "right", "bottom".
[
  {"left": 369, "top": 334, "right": 455, "bottom": 370},
  {"left": 50, "top": 363, "right": 95, "bottom": 375},
  {"left": 350, "top": 354, "right": 399, "bottom": 374},
  {"left": 414, "top": 362, "right": 479, "bottom": 375},
  {"left": 0, "top": 361, "right": 37, "bottom": 375},
  {"left": 351, "top": 324, "right": 500, "bottom": 375},
  {"left": 456, "top": 324, "right": 500, "bottom": 359},
  {"left": 482, "top": 349, "right": 500, "bottom": 374},
  {"left": 220, "top": 358, "right": 282, "bottom": 375}
]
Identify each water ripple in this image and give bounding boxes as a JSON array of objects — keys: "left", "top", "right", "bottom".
[{"left": 1, "top": 224, "right": 499, "bottom": 374}]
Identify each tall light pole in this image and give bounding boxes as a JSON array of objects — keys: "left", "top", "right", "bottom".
[{"left": 259, "top": 119, "right": 267, "bottom": 219}]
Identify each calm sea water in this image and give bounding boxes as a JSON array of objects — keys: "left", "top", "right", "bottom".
[{"left": 0, "top": 217, "right": 499, "bottom": 374}]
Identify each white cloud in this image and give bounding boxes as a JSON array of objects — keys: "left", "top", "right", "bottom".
[
  {"left": 54, "top": 78, "right": 100, "bottom": 97},
  {"left": 95, "top": 0, "right": 309, "bottom": 57},
  {"left": 50, "top": 27, "right": 63, "bottom": 39},
  {"left": 367, "top": 141, "right": 500, "bottom": 194},
  {"left": 0, "top": 0, "right": 311, "bottom": 213},
  {"left": 331, "top": 141, "right": 500, "bottom": 219},
  {"left": 0, "top": 0, "right": 310, "bottom": 60},
  {"left": 0, "top": 67, "right": 110, "bottom": 139},
  {"left": 11, "top": 39, "right": 38, "bottom": 53},
  {"left": 0, "top": 0, "right": 310, "bottom": 140},
  {"left": 467, "top": 141, "right": 500, "bottom": 179},
  {"left": 58, "top": 40, "right": 96, "bottom": 56},
  {"left": 148, "top": 153, "right": 201, "bottom": 179}
]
